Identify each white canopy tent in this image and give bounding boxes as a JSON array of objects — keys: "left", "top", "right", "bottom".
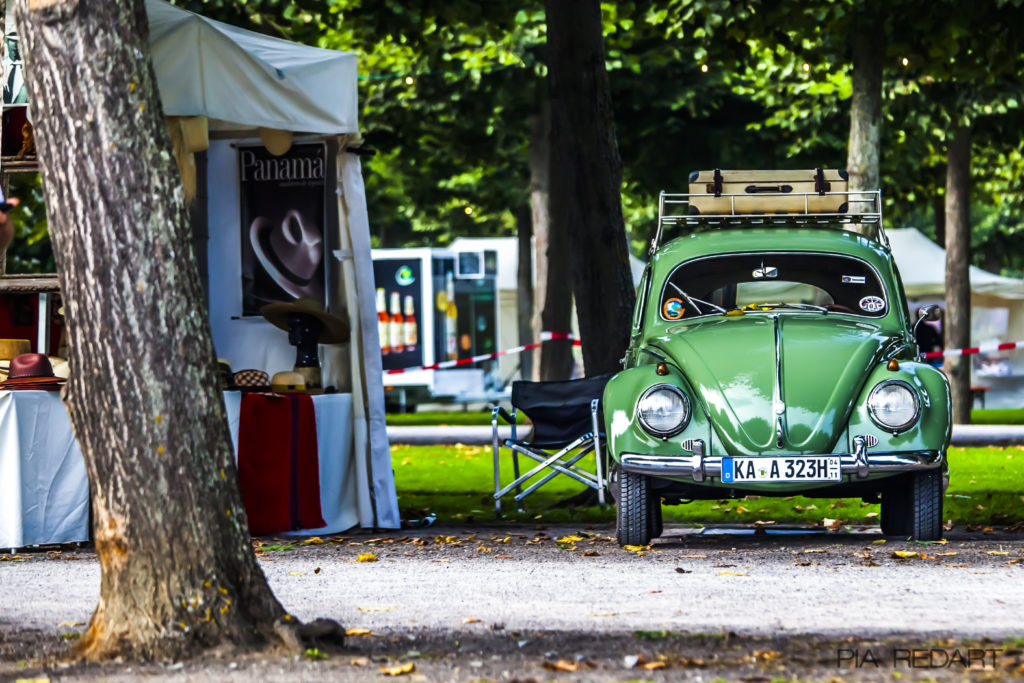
[{"left": 146, "top": 0, "right": 398, "bottom": 529}]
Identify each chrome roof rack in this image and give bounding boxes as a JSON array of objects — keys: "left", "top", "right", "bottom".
[{"left": 651, "top": 189, "right": 887, "bottom": 256}]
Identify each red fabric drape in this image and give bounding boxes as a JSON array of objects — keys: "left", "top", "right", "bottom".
[{"left": 237, "top": 393, "right": 325, "bottom": 534}]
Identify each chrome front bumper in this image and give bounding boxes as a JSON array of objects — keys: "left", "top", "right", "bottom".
[{"left": 619, "top": 436, "right": 943, "bottom": 482}]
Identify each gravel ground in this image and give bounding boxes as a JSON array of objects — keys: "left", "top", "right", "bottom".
[{"left": 2, "top": 522, "right": 1024, "bottom": 681}]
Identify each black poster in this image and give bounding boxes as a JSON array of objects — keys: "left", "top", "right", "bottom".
[
  {"left": 372, "top": 258, "right": 424, "bottom": 370},
  {"left": 238, "top": 142, "right": 326, "bottom": 316}
]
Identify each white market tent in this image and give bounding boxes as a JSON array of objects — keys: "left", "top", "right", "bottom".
[
  {"left": 146, "top": 0, "right": 398, "bottom": 529},
  {"left": 888, "top": 227, "right": 1024, "bottom": 342}
]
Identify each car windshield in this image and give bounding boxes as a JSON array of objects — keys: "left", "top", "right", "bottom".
[{"left": 659, "top": 252, "right": 887, "bottom": 320}]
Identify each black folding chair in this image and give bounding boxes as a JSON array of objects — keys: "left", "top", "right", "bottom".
[{"left": 491, "top": 373, "right": 614, "bottom": 512}]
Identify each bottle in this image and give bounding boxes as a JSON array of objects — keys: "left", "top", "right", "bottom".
[
  {"left": 389, "top": 291, "right": 404, "bottom": 353},
  {"left": 445, "top": 272, "right": 458, "bottom": 360},
  {"left": 376, "top": 288, "right": 390, "bottom": 355},
  {"left": 403, "top": 295, "right": 417, "bottom": 352}
]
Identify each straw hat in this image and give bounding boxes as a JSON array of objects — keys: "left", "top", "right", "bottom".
[
  {"left": 0, "top": 339, "right": 31, "bottom": 361},
  {"left": 260, "top": 297, "right": 350, "bottom": 345},
  {"left": 0, "top": 353, "right": 65, "bottom": 391},
  {"left": 271, "top": 370, "right": 306, "bottom": 393}
]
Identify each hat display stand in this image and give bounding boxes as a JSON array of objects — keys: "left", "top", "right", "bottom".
[{"left": 260, "top": 298, "right": 350, "bottom": 392}]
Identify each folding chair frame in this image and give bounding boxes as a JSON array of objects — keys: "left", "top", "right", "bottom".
[{"left": 491, "top": 398, "right": 606, "bottom": 513}]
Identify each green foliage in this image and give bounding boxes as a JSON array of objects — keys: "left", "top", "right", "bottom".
[{"left": 5, "top": 173, "right": 54, "bottom": 274}]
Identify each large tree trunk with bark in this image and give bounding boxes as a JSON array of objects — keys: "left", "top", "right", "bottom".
[
  {"left": 16, "top": 0, "right": 295, "bottom": 660},
  {"left": 515, "top": 203, "right": 534, "bottom": 381},
  {"left": 847, "top": 15, "right": 884, "bottom": 192},
  {"left": 944, "top": 125, "right": 972, "bottom": 424},
  {"left": 544, "top": 0, "right": 634, "bottom": 376},
  {"left": 529, "top": 100, "right": 573, "bottom": 380}
]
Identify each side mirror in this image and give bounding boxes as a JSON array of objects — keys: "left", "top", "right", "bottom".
[{"left": 913, "top": 304, "right": 940, "bottom": 341}]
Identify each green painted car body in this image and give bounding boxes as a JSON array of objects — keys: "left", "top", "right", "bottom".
[{"left": 605, "top": 227, "right": 952, "bottom": 501}]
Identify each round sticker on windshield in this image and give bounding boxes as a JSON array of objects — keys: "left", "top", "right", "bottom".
[
  {"left": 859, "top": 296, "right": 885, "bottom": 313},
  {"left": 663, "top": 298, "right": 685, "bottom": 320}
]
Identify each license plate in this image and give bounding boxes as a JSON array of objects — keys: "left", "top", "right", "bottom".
[{"left": 721, "top": 456, "right": 841, "bottom": 483}]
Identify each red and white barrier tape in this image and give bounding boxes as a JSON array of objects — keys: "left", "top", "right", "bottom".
[
  {"left": 384, "top": 331, "right": 581, "bottom": 375},
  {"left": 922, "top": 340, "right": 1024, "bottom": 359}
]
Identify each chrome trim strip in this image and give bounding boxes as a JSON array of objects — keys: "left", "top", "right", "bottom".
[{"left": 773, "top": 314, "right": 786, "bottom": 449}]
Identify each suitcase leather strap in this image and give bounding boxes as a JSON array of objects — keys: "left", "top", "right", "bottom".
[
  {"left": 813, "top": 167, "right": 830, "bottom": 195},
  {"left": 705, "top": 168, "right": 724, "bottom": 197}
]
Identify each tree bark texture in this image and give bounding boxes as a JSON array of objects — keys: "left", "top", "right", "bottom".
[
  {"left": 944, "top": 125, "right": 972, "bottom": 424},
  {"left": 528, "top": 102, "right": 571, "bottom": 381},
  {"left": 847, "top": 16, "right": 884, "bottom": 192},
  {"left": 514, "top": 203, "right": 534, "bottom": 381},
  {"left": 544, "top": 0, "right": 634, "bottom": 377},
  {"left": 16, "top": 0, "right": 291, "bottom": 660}
]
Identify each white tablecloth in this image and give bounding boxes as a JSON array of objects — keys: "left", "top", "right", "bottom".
[
  {"left": 0, "top": 391, "right": 358, "bottom": 548},
  {"left": 0, "top": 391, "right": 89, "bottom": 548},
  {"left": 223, "top": 392, "right": 358, "bottom": 536}
]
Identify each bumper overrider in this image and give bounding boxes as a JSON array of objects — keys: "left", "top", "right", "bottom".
[{"left": 619, "top": 436, "right": 943, "bottom": 482}]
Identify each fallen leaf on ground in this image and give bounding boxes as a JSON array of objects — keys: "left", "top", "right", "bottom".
[
  {"left": 718, "top": 571, "right": 747, "bottom": 576},
  {"left": 872, "top": 539, "right": 887, "bottom": 544},
  {"left": 795, "top": 561, "right": 819, "bottom": 567},
  {"left": 892, "top": 551, "right": 918, "bottom": 559},
  {"left": 803, "top": 548, "right": 827, "bottom": 553},
  {"left": 822, "top": 518, "right": 842, "bottom": 531},
  {"left": 592, "top": 613, "right": 618, "bottom": 617},
  {"left": 379, "top": 662, "right": 416, "bottom": 676},
  {"left": 581, "top": 551, "right": 600, "bottom": 557},
  {"left": 642, "top": 661, "right": 667, "bottom": 670},
  {"left": 462, "top": 617, "right": 481, "bottom": 624},
  {"left": 56, "top": 621, "right": 84, "bottom": 628},
  {"left": 303, "top": 537, "right": 324, "bottom": 545},
  {"left": 675, "top": 567, "right": 692, "bottom": 573},
  {"left": 937, "top": 551, "right": 958, "bottom": 556},
  {"left": 680, "top": 554, "right": 708, "bottom": 558},
  {"left": 986, "top": 550, "right": 1010, "bottom": 555},
  {"left": 345, "top": 628, "right": 373, "bottom": 637},
  {"left": 557, "top": 535, "right": 583, "bottom": 544},
  {"left": 542, "top": 659, "right": 580, "bottom": 672},
  {"left": 357, "top": 553, "right": 378, "bottom": 563},
  {"left": 288, "top": 571, "right": 306, "bottom": 576},
  {"left": 865, "top": 512, "right": 878, "bottom": 518},
  {"left": 357, "top": 606, "right": 394, "bottom": 612},
  {"left": 350, "top": 657, "right": 370, "bottom": 666}
]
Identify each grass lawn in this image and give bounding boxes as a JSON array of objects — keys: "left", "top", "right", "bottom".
[
  {"left": 386, "top": 410, "right": 529, "bottom": 427},
  {"left": 392, "top": 443, "right": 1024, "bottom": 528},
  {"left": 972, "top": 409, "right": 1024, "bottom": 425}
]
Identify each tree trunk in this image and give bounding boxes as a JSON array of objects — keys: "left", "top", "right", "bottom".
[
  {"left": 16, "top": 0, "right": 294, "bottom": 660},
  {"left": 944, "top": 125, "right": 972, "bottom": 424},
  {"left": 544, "top": 0, "right": 634, "bottom": 376},
  {"left": 515, "top": 203, "right": 533, "bottom": 381},
  {"left": 530, "top": 98, "right": 572, "bottom": 380},
  {"left": 847, "top": 15, "right": 884, "bottom": 192}
]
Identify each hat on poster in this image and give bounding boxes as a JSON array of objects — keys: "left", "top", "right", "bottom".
[
  {"left": 260, "top": 297, "right": 350, "bottom": 344},
  {"left": 0, "top": 353, "right": 65, "bottom": 391}
]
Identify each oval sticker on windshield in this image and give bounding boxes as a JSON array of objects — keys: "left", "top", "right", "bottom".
[
  {"left": 859, "top": 296, "right": 885, "bottom": 313},
  {"left": 663, "top": 298, "right": 685, "bottom": 320}
]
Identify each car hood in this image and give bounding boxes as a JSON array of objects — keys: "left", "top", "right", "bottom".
[{"left": 653, "top": 314, "right": 891, "bottom": 455}]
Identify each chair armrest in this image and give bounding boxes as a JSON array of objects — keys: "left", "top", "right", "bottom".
[{"left": 491, "top": 406, "right": 517, "bottom": 425}]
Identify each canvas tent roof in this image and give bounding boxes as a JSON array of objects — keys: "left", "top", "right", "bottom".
[
  {"left": 887, "top": 228, "right": 1024, "bottom": 301},
  {"left": 145, "top": 0, "right": 358, "bottom": 134}
]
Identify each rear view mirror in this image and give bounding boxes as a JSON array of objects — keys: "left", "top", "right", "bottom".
[{"left": 752, "top": 265, "right": 778, "bottom": 279}]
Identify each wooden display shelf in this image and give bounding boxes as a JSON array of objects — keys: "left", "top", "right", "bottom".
[{"left": 0, "top": 273, "right": 60, "bottom": 293}]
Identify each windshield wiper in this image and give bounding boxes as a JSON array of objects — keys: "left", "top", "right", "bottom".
[
  {"left": 668, "top": 282, "right": 727, "bottom": 315},
  {"left": 748, "top": 302, "right": 828, "bottom": 313}
]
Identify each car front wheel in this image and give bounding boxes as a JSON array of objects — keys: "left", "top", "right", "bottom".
[
  {"left": 616, "top": 469, "right": 652, "bottom": 547},
  {"left": 880, "top": 470, "right": 943, "bottom": 541}
]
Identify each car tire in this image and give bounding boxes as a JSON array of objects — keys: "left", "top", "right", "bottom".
[
  {"left": 880, "top": 470, "right": 943, "bottom": 541},
  {"left": 616, "top": 469, "right": 652, "bottom": 547},
  {"left": 648, "top": 494, "right": 663, "bottom": 540}
]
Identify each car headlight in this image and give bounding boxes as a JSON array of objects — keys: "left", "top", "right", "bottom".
[
  {"left": 867, "top": 379, "right": 920, "bottom": 433},
  {"left": 637, "top": 384, "right": 690, "bottom": 437}
]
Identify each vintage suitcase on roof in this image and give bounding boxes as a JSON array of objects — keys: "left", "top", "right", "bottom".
[{"left": 688, "top": 168, "right": 849, "bottom": 215}]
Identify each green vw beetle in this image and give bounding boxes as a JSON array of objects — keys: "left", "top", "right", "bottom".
[{"left": 606, "top": 177, "right": 951, "bottom": 546}]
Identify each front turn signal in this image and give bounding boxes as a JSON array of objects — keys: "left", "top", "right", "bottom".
[
  {"left": 887, "top": 359, "right": 900, "bottom": 371},
  {"left": 656, "top": 362, "right": 669, "bottom": 376}
]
